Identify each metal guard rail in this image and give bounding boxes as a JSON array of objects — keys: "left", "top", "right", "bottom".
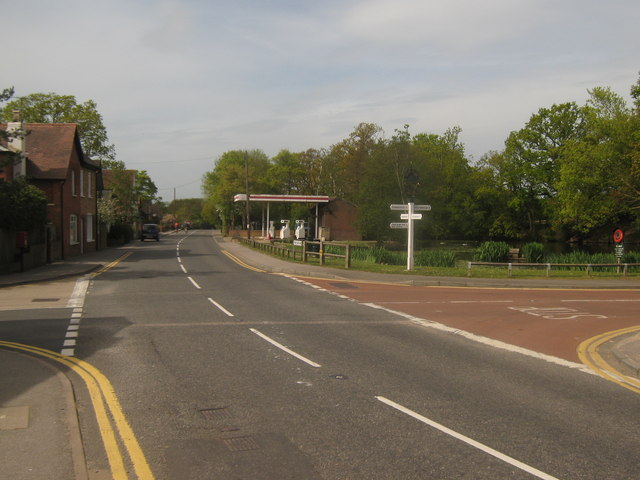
[{"left": 468, "top": 261, "right": 640, "bottom": 277}]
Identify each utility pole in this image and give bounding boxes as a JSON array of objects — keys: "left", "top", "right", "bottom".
[{"left": 244, "top": 151, "right": 251, "bottom": 239}]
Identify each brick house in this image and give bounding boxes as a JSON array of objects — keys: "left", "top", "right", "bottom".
[
  {"left": 1, "top": 120, "right": 101, "bottom": 262},
  {"left": 316, "top": 198, "right": 362, "bottom": 241}
]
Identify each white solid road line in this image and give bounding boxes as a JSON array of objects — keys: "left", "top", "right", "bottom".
[
  {"left": 363, "top": 302, "right": 594, "bottom": 375},
  {"left": 207, "top": 297, "right": 234, "bottom": 317},
  {"left": 250, "top": 328, "right": 321, "bottom": 368},
  {"left": 376, "top": 396, "right": 561, "bottom": 480}
]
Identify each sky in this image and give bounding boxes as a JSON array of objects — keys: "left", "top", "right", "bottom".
[{"left": 5, "top": 0, "right": 639, "bottom": 200}]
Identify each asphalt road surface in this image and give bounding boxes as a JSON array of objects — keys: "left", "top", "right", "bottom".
[{"left": 8, "top": 230, "right": 639, "bottom": 479}]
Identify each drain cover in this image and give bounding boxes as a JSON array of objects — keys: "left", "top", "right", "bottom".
[
  {"left": 200, "top": 407, "right": 233, "bottom": 420},
  {"left": 32, "top": 298, "right": 60, "bottom": 302},
  {"left": 223, "top": 436, "right": 260, "bottom": 452}
]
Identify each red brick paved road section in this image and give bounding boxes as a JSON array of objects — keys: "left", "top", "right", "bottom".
[{"left": 302, "top": 279, "right": 640, "bottom": 363}]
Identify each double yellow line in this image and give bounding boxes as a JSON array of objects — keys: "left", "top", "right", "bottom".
[
  {"left": 578, "top": 326, "right": 640, "bottom": 394},
  {"left": 0, "top": 341, "right": 154, "bottom": 480},
  {"left": 91, "top": 252, "right": 134, "bottom": 278},
  {"left": 221, "top": 250, "right": 266, "bottom": 273}
]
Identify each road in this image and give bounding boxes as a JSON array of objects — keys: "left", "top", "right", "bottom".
[{"left": 2, "top": 230, "right": 640, "bottom": 479}]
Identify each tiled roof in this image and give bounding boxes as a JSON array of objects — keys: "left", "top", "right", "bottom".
[{"left": 0, "top": 123, "right": 98, "bottom": 180}]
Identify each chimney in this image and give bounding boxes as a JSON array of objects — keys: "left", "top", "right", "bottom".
[{"left": 7, "top": 110, "right": 26, "bottom": 178}]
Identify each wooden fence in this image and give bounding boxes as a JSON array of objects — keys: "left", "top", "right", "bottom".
[{"left": 237, "top": 238, "right": 351, "bottom": 269}]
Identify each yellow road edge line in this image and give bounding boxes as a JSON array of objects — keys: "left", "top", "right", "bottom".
[
  {"left": 64, "top": 354, "right": 155, "bottom": 480},
  {"left": 91, "top": 252, "right": 134, "bottom": 277},
  {"left": 0, "top": 341, "right": 130, "bottom": 479},
  {"left": 577, "top": 327, "right": 640, "bottom": 394},
  {"left": 221, "top": 250, "right": 266, "bottom": 273}
]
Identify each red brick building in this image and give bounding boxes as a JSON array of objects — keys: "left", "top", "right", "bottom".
[
  {"left": 317, "top": 198, "right": 362, "bottom": 241},
  {"left": 1, "top": 121, "right": 101, "bottom": 261}
]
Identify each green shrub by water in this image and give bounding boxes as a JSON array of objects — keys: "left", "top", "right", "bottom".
[
  {"left": 475, "top": 241, "right": 510, "bottom": 262},
  {"left": 350, "top": 246, "right": 405, "bottom": 265},
  {"left": 522, "top": 242, "right": 545, "bottom": 263},
  {"left": 545, "top": 250, "right": 640, "bottom": 271},
  {"left": 350, "top": 245, "right": 456, "bottom": 267},
  {"left": 414, "top": 249, "right": 457, "bottom": 267}
]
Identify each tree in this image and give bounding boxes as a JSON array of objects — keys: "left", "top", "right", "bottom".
[
  {"left": 1, "top": 88, "right": 48, "bottom": 232},
  {"left": 267, "top": 150, "right": 306, "bottom": 194},
  {"left": 495, "top": 102, "right": 584, "bottom": 239},
  {"left": 168, "top": 198, "right": 207, "bottom": 227},
  {"left": 3, "top": 92, "right": 116, "bottom": 165},
  {"left": 327, "top": 123, "right": 383, "bottom": 202},
  {"left": 0, "top": 177, "right": 47, "bottom": 231},
  {"left": 201, "top": 150, "right": 270, "bottom": 233},
  {"left": 555, "top": 87, "right": 635, "bottom": 236}
]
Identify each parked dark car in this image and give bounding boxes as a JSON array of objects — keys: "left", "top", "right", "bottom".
[{"left": 141, "top": 223, "right": 160, "bottom": 241}]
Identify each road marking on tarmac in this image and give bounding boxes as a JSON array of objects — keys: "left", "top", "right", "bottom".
[
  {"left": 250, "top": 328, "right": 321, "bottom": 368},
  {"left": 376, "top": 396, "right": 561, "bottom": 480},
  {"left": 221, "top": 250, "right": 266, "bottom": 272},
  {"left": 208, "top": 297, "right": 235, "bottom": 317},
  {"left": 0, "top": 341, "right": 155, "bottom": 480},
  {"left": 578, "top": 327, "right": 640, "bottom": 394},
  {"left": 64, "top": 252, "right": 133, "bottom": 356}
]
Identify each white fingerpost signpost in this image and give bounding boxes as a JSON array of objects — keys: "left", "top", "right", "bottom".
[{"left": 390, "top": 202, "right": 431, "bottom": 270}]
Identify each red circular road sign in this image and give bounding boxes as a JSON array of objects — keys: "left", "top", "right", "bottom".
[{"left": 613, "top": 229, "right": 624, "bottom": 243}]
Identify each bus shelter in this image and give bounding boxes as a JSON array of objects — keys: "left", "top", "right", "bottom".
[{"left": 233, "top": 194, "right": 330, "bottom": 238}]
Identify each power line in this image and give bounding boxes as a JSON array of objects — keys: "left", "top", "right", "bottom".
[
  {"left": 157, "top": 178, "right": 201, "bottom": 191},
  {"left": 127, "top": 155, "right": 213, "bottom": 166}
]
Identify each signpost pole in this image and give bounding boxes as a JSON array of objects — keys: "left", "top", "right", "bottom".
[{"left": 407, "top": 202, "right": 414, "bottom": 270}]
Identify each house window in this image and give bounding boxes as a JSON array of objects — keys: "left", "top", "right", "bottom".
[
  {"left": 87, "top": 172, "right": 93, "bottom": 198},
  {"left": 86, "top": 214, "right": 94, "bottom": 242},
  {"left": 71, "top": 170, "right": 77, "bottom": 196},
  {"left": 70, "top": 214, "right": 79, "bottom": 245}
]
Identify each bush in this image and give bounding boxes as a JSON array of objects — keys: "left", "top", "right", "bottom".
[
  {"left": 350, "top": 246, "right": 405, "bottom": 265},
  {"left": 522, "top": 242, "right": 544, "bottom": 263},
  {"left": 0, "top": 178, "right": 48, "bottom": 231},
  {"left": 108, "top": 223, "right": 134, "bottom": 243},
  {"left": 414, "top": 249, "right": 457, "bottom": 267},
  {"left": 474, "top": 241, "right": 510, "bottom": 262}
]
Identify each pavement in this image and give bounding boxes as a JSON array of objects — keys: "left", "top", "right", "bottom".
[{"left": 0, "top": 231, "right": 639, "bottom": 479}]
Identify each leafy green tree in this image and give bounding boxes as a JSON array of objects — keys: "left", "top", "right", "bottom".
[
  {"left": 135, "top": 170, "right": 158, "bottom": 204},
  {"left": 3, "top": 92, "right": 116, "bottom": 164},
  {"left": 496, "top": 102, "right": 584, "bottom": 238},
  {"left": 201, "top": 150, "right": 270, "bottom": 233},
  {"left": 168, "top": 198, "right": 207, "bottom": 227},
  {"left": 267, "top": 150, "right": 306, "bottom": 195},
  {"left": 327, "top": 123, "right": 383, "bottom": 202},
  {"left": 555, "top": 87, "right": 635, "bottom": 236},
  {"left": 1, "top": 88, "right": 47, "bottom": 232},
  {"left": 0, "top": 177, "right": 47, "bottom": 231}
]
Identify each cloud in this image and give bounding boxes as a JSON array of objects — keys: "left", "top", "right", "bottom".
[
  {"left": 3, "top": 0, "right": 639, "bottom": 197},
  {"left": 140, "top": 1, "right": 194, "bottom": 52},
  {"left": 341, "top": 0, "right": 541, "bottom": 54}
]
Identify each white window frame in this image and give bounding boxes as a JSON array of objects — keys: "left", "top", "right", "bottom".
[
  {"left": 86, "top": 214, "right": 94, "bottom": 242},
  {"left": 70, "top": 214, "right": 79, "bottom": 245},
  {"left": 87, "top": 171, "right": 93, "bottom": 198},
  {"left": 80, "top": 170, "right": 84, "bottom": 197},
  {"left": 71, "top": 170, "right": 77, "bottom": 196}
]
